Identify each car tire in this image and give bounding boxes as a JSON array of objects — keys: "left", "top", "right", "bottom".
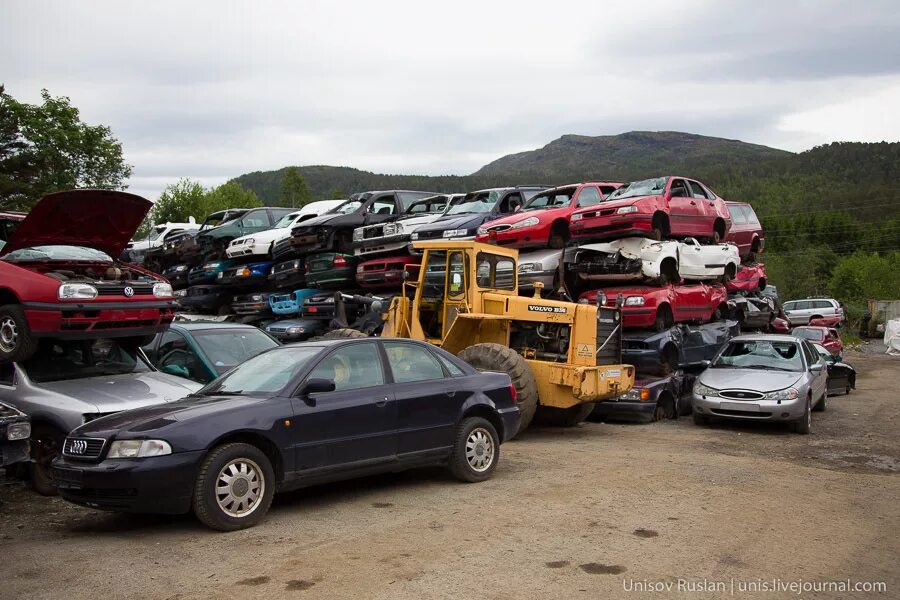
[
  {"left": 192, "top": 443, "right": 276, "bottom": 531},
  {"left": 813, "top": 391, "right": 827, "bottom": 412},
  {"left": 845, "top": 383, "right": 852, "bottom": 395},
  {"left": 458, "top": 343, "right": 539, "bottom": 433},
  {"left": 449, "top": 416, "right": 500, "bottom": 483},
  {"left": 794, "top": 397, "right": 812, "bottom": 434},
  {"left": 535, "top": 402, "right": 595, "bottom": 427},
  {"left": 548, "top": 222, "right": 569, "bottom": 249},
  {"left": 321, "top": 328, "right": 369, "bottom": 339},
  {"left": 692, "top": 412, "right": 709, "bottom": 426},
  {"left": 28, "top": 424, "right": 65, "bottom": 496},
  {"left": 654, "top": 305, "right": 674, "bottom": 332},
  {"left": 0, "top": 304, "right": 39, "bottom": 363}
]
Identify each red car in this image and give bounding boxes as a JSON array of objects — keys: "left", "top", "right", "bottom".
[
  {"left": 569, "top": 176, "right": 732, "bottom": 243},
  {"left": 808, "top": 315, "right": 843, "bottom": 328},
  {"left": 579, "top": 282, "right": 728, "bottom": 330},
  {"left": 356, "top": 255, "right": 421, "bottom": 289},
  {"left": 725, "top": 201, "right": 765, "bottom": 259},
  {"left": 726, "top": 262, "right": 767, "bottom": 293},
  {"left": 475, "top": 182, "right": 622, "bottom": 249},
  {"left": 0, "top": 190, "right": 176, "bottom": 362},
  {"left": 770, "top": 317, "right": 791, "bottom": 334},
  {"left": 793, "top": 326, "right": 843, "bottom": 356}
]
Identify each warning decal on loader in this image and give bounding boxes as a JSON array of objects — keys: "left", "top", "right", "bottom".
[{"left": 576, "top": 344, "right": 593, "bottom": 357}]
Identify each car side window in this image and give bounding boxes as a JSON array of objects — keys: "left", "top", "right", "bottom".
[
  {"left": 240, "top": 213, "right": 269, "bottom": 228},
  {"left": 368, "top": 196, "right": 396, "bottom": 215},
  {"left": 433, "top": 352, "right": 465, "bottom": 376},
  {"left": 599, "top": 185, "right": 618, "bottom": 197},
  {"left": 802, "top": 342, "right": 819, "bottom": 368},
  {"left": 669, "top": 179, "right": 690, "bottom": 198},
  {"left": 499, "top": 193, "right": 524, "bottom": 214},
  {"left": 157, "top": 330, "right": 188, "bottom": 362},
  {"left": 688, "top": 181, "right": 709, "bottom": 199},
  {"left": 575, "top": 186, "right": 602, "bottom": 207},
  {"left": 728, "top": 205, "right": 748, "bottom": 224},
  {"left": 794, "top": 301, "right": 810, "bottom": 310},
  {"left": 742, "top": 206, "right": 760, "bottom": 225},
  {"left": 307, "top": 343, "right": 385, "bottom": 392},
  {"left": 384, "top": 342, "right": 446, "bottom": 383}
]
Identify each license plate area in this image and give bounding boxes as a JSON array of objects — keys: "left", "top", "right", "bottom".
[
  {"left": 52, "top": 467, "right": 84, "bottom": 488},
  {"left": 720, "top": 402, "right": 760, "bottom": 412}
]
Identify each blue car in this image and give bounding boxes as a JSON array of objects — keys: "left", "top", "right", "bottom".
[{"left": 269, "top": 288, "right": 320, "bottom": 316}]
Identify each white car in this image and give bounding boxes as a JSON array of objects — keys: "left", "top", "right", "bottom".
[
  {"left": 124, "top": 219, "right": 199, "bottom": 261},
  {"left": 568, "top": 237, "right": 740, "bottom": 284},
  {"left": 352, "top": 194, "right": 464, "bottom": 257},
  {"left": 226, "top": 199, "right": 344, "bottom": 258}
]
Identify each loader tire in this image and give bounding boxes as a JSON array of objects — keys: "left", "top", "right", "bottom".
[
  {"left": 321, "top": 328, "right": 369, "bottom": 339},
  {"left": 458, "top": 343, "right": 538, "bottom": 434},
  {"left": 535, "top": 402, "right": 595, "bottom": 427}
]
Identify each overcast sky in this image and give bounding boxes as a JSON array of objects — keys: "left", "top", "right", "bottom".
[{"left": 2, "top": 0, "right": 899, "bottom": 200}]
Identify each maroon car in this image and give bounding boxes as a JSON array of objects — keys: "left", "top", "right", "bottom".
[
  {"left": 356, "top": 255, "right": 421, "bottom": 289},
  {"left": 726, "top": 262, "right": 767, "bottom": 293},
  {"left": 725, "top": 201, "right": 764, "bottom": 259},
  {"left": 569, "top": 176, "right": 732, "bottom": 243},
  {"left": 0, "top": 190, "right": 176, "bottom": 362},
  {"left": 579, "top": 282, "right": 729, "bottom": 331}
]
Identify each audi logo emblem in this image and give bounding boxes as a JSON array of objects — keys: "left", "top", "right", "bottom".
[
  {"left": 123, "top": 286, "right": 135, "bottom": 297},
  {"left": 69, "top": 439, "right": 88, "bottom": 454}
]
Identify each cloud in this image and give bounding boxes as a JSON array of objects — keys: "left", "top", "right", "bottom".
[{"left": 1, "top": 0, "right": 898, "bottom": 201}]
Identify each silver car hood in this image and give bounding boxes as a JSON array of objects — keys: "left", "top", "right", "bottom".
[
  {"left": 700, "top": 368, "right": 802, "bottom": 392},
  {"left": 38, "top": 371, "right": 202, "bottom": 413}
]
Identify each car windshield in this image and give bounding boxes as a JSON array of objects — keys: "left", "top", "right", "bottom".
[
  {"left": 793, "top": 328, "right": 825, "bottom": 341},
  {"left": 20, "top": 339, "right": 151, "bottom": 383},
  {"left": 273, "top": 213, "right": 300, "bottom": 228},
  {"left": 406, "top": 197, "right": 447, "bottom": 214},
  {"left": 192, "top": 329, "right": 280, "bottom": 375},
  {"left": 446, "top": 191, "right": 501, "bottom": 215},
  {"left": 148, "top": 226, "right": 167, "bottom": 241},
  {"left": 712, "top": 340, "right": 804, "bottom": 371},
  {"left": 605, "top": 177, "right": 667, "bottom": 201},
  {"left": 326, "top": 200, "right": 362, "bottom": 215},
  {"left": 199, "top": 346, "right": 321, "bottom": 396},
  {"left": 2, "top": 245, "right": 113, "bottom": 262},
  {"left": 524, "top": 188, "right": 576, "bottom": 210}
]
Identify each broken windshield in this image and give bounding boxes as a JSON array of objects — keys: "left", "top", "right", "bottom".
[
  {"left": 605, "top": 177, "right": 667, "bottom": 201},
  {"left": 446, "top": 191, "right": 501, "bottom": 215}
]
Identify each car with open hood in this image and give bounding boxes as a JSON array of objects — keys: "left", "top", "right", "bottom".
[
  {"left": 225, "top": 200, "right": 344, "bottom": 259},
  {"left": 569, "top": 176, "right": 732, "bottom": 243},
  {"left": 0, "top": 338, "right": 200, "bottom": 493},
  {"left": 0, "top": 190, "right": 177, "bottom": 363},
  {"left": 410, "top": 186, "right": 547, "bottom": 244},
  {"left": 476, "top": 182, "right": 622, "bottom": 249},
  {"left": 353, "top": 194, "right": 464, "bottom": 258},
  {"left": 579, "top": 282, "right": 729, "bottom": 331},
  {"left": 274, "top": 191, "right": 438, "bottom": 259}
]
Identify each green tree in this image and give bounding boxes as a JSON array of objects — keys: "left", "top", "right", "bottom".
[
  {"left": 203, "top": 181, "right": 261, "bottom": 213},
  {"left": 329, "top": 187, "right": 345, "bottom": 200},
  {"left": 0, "top": 87, "right": 132, "bottom": 211},
  {"left": 764, "top": 246, "right": 837, "bottom": 301},
  {"left": 828, "top": 252, "right": 900, "bottom": 306},
  {"left": 149, "top": 178, "right": 207, "bottom": 225},
  {"left": 281, "top": 167, "right": 312, "bottom": 207}
]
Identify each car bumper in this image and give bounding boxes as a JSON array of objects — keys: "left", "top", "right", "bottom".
[
  {"left": 1, "top": 439, "right": 30, "bottom": 468},
  {"left": 570, "top": 214, "right": 653, "bottom": 240},
  {"left": 306, "top": 268, "right": 355, "bottom": 288},
  {"left": 23, "top": 301, "right": 176, "bottom": 338},
  {"left": 497, "top": 406, "right": 522, "bottom": 441},
  {"left": 216, "top": 273, "right": 270, "bottom": 288},
  {"left": 231, "top": 301, "right": 272, "bottom": 315},
  {"left": 591, "top": 399, "right": 656, "bottom": 422},
  {"left": 620, "top": 307, "right": 657, "bottom": 329},
  {"left": 477, "top": 230, "right": 549, "bottom": 249},
  {"left": 692, "top": 393, "right": 806, "bottom": 421},
  {"left": 225, "top": 242, "right": 270, "bottom": 258},
  {"left": 356, "top": 269, "right": 407, "bottom": 289},
  {"left": 354, "top": 235, "right": 410, "bottom": 256},
  {"left": 53, "top": 451, "right": 203, "bottom": 514}
]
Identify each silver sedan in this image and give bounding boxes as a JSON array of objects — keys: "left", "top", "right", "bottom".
[{"left": 691, "top": 334, "right": 828, "bottom": 433}]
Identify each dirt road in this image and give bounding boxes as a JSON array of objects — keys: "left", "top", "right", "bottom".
[{"left": 2, "top": 351, "right": 898, "bottom": 599}]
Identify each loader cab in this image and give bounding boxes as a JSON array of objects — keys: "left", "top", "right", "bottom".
[{"left": 406, "top": 241, "right": 519, "bottom": 343}]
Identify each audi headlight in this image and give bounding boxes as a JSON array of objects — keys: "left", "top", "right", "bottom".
[
  {"left": 58, "top": 283, "right": 98, "bottom": 300},
  {"left": 764, "top": 388, "right": 799, "bottom": 401},
  {"left": 616, "top": 205, "right": 638, "bottom": 214},
  {"left": 6, "top": 422, "right": 30, "bottom": 441},
  {"left": 353, "top": 229, "right": 364, "bottom": 242},
  {"left": 624, "top": 296, "right": 645, "bottom": 306},
  {"left": 510, "top": 216, "right": 539, "bottom": 229},
  {"left": 695, "top": 382, "right": 719, "bottom": 397},
  {"left": 107, "top": 439, "right": 172, "bottom": 459},
  {"left": 570, "top": 213, "right": 584, "bottom": 222},
  {"left": 153, "top": 282, "right": 174, "bottom": 298}
]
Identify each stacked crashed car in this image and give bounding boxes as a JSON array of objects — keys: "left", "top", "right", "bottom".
[
  {"left": 54, "top": 338, "right": 521, "bottom": 531},
  {"left": 0, "top": 338, "right": 200, "bottom": 494},
  {"left": 226, "top": 200, "right": 344, "bottom": 259},
  {"left": 0, "top": 190, "right": 177, "bottom": 363},
  {"left": 354, "top": 194, "right": 463, "bottom": 258}
]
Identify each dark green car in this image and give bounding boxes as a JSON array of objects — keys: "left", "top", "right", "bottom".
[
  {"left": 305, "top": 252, "right": 359, "bottom": 288},
  {"left": 142, "top": 322, "right": 279, "bottom": 384}
]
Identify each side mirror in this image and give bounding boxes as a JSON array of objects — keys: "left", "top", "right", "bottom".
[
  {"left": 810, "top": 363, "right": 824, "bottom": 372},
  {"left": 298, "top": 378, "right": 336, "bottom": 405},
  {"left": 700, "top": 360, "right": 711, "bottom": 369},
  {"left": 161, "top": 364, "right": 191, "bottom": 379}
]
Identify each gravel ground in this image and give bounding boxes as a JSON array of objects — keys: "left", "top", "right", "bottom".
[{"left": 2, "top": 350, "right": 898, "bottom": 600}]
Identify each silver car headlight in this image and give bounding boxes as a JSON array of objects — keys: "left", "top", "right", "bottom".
[
  {"left": 764, "top": 388, "right": 799, "bottom": 401},
  {"left": 410, "top": 233, "right": 420, "bottom": 241},
  {"left": 624, "top": 296, "right": 645, "bottom": 306},
  {"left": 510, "top": 216, "right": 539, "bottom": 229},
  {"left": 695, "top": 382, "right": 719, "bottom": 397},
  {"left": 353, "top": 229, "right": 364, "bottom": 242},
  {"left": 6, "top": 422, "right": 30, "bottom": 441},
  {"left": 518, "top": 262, "right": 537, "bottom": 273},
  {"left": 442, "top": 229, "right": 466, "bottom": 238},
  {"left": 58, "top": 283, "right": 98, "bottom": 300},
  {"left": 153, "top": 282, "right": 174, "bottom": 298},
  {"left": 107, "top": 439, "right": 172, "bottom": 459},
  {"left": 570, "top": 213, "right": 584, "bottom": 222},
  {"left": 617, "top": 205, "right": 638, "bottom": 214},
  {"left": 383, "top": 223, "right": 400, "bottom": 236},
  {"left": 287, "top": 326, "right": 305, "bottom": 334},
  {"left": 477, "top": 226, "right": 488, "bottom": 235}
]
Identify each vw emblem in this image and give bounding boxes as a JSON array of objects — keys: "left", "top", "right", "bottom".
[
  {"left": 123, "top": 286, "right": 135, "bottom": 297},
  {"left": 70, "top": 439, "right": 87, "bottom": 455}
]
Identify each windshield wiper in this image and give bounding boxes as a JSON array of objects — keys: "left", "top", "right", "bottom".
[{"left": 201, "top": 390, "right": 245, "bottom": 396}]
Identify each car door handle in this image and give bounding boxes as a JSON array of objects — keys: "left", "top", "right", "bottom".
[
  {"left": 375, "top": 397, "right": 389, "bottom": 407},
  {"left": 446, "top": 389, "right": 457, "bottom": 398},
  {"left": 690, "top": 201, "right": 697, "bottom": 205}
]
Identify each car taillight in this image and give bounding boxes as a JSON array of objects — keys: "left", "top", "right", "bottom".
[
  {"left": 305, "top": 263, "right": 310, "bottom": 273},
  {"left": 333, "top": 255, "right": 348, "bottom": 267},
  {"left": 509, "top": 383, "right": 518, "bottom": 404}
]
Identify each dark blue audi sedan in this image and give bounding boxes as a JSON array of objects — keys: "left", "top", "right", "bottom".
[{"left": 52, "top": 338, "right": 520, "bottom": 531}]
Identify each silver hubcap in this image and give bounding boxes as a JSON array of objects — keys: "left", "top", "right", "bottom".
[
  {"left": 215, "top": 458, "right": 264, "bottom": 518},
  {"left": 465, "top": 428, "right": 495, "bottom": 472},
  {"left": 0, "top": 317, "right": 17, "bottom": 353}
]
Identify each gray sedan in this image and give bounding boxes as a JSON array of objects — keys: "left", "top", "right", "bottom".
[
  {"left": 691, "top": 334, "right": 828, "bottom": 433},
  {"left": 0, "top": 338, "right": 201, "bottom": 494},
  {"left": 517, "top": 248, "right": 563, "bottom": 295}
]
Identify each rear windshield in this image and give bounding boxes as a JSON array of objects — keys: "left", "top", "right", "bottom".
[
  {"left": 21, "top": 339, "right": 151, "bottom": 383},
  {"left": 524, "top": 188, "right": 577, "bottom": 210},
  {"left": 192, "top": 329, "right": 279, "bottom": 375},
  {"left": 2, "top": 245, "right": 113, "bottom": 262},
  {"left": 712, "top": 340, "right": 804, "bottom": 371},
  {"left": 793, "top": 328, "right": 825, "bottom": 341}
]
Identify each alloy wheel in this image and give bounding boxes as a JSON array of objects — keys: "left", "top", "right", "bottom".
[
  {"left": 0, "top": 317, "right": 18, "bottom": 353},
  {"left": 215, "top": 458, "right": 265, "bottom": 517},
  {"left": 465, "top": 427, "right": 495, "bottom": 473}
]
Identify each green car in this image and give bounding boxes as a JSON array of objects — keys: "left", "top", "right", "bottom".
[
  {"left": 305, "top": 252, "right": 359, "bottom": 288},
  {"left": 196, "top": 207, "right": 295, "bottom": 256},
  {"left": 142, "top": 322, "right": 279, "bottom": 384}
]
